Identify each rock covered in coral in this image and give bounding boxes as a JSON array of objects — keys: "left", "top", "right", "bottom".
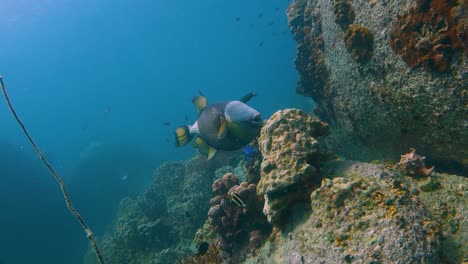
[
  {"left": 287, "top": 0, "right": 329, "bottom": 101},
  {"left": 397, "top": 148, "right": 434, "bottom": 176},
  {"left": 247, "top": 160, "right": 468, "bottom": 263},
  {"left": 257, "top": 109, "right": 329, "bottom": 225},
  {"left": 287, "top": 0, "right": 467, "bottom": 173},
  {"left": 416, "top": 172, "right": 468, "bottom": 263}
]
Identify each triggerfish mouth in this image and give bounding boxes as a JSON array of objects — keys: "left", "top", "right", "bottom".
[{"left": 174, "top": 92, "right": 263, "bottom": 160}]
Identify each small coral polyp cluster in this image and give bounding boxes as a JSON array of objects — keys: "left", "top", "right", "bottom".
[
  {"left": 344, "top": 25, "right": 374, "bottom": 63},
  {"left": 389, "top": 0, "right": 465, "bottom": 72},
  {"left": 332, "top": 0, "right": 355, "bottom": 30},
  {"left": 332, "top": 0, "right": 374, "bottom": 63}
]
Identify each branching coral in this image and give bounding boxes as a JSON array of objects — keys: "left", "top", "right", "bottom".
[
  {"left": 344, "top": 25, "right": 374, "bottom": 62},
  {"left": 138, "top": 186, "right": 167, "bottom": 220},
  {"left": 208, "top": 173, "right": 270, "bottom": 261},
  {"left": 389, "top": 0, "right": 465, "bottom": 72},
  {"left": 332, "top": 0, "right": 355, "bottom": 30}
]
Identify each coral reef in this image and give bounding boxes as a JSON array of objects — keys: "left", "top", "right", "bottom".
[
  {"left": 181, "top": 244, "right": 223, "bottom": 264},
  {"left": 397, "top": 148, "right": 434, "bottom": 177},
  {"left": 208, "top": 172, "right": 270, "bottom": 262},
  {"left": 248, "top": 160, "right": 467, "bottom": 263},
  {"left": 85, "top": 156, "right": 219, "bottom": 264},
  {"left": 85, "top": 109, "right": 467, "bottom": 264},
  {"left": 344, "top": 25, "right": 374, "bottom": 62},
  {"left": 389, "top": 0, "right": 465, "bottom": 72},
  {"left": 332, "top": 0, "right": 355, "bottom": 30},
  {"left": 138, "top": 185, "right": 167, "bottom": 220},
  {"left": 257, "top": 109, "right": 330, "bottom": 225},
  {"left": 287, "top": 0, "right": 467, "bottom": 173}
]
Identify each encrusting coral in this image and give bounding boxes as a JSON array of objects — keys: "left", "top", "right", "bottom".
[
  {"left": 257, "top": 109, "right": 331, "bottom": 226},
  {"left": 344, "top": 24, "right": 374, "bottom": 62},
  {"left": 388, "top": 0, "right": 465, "bottom": 72}
]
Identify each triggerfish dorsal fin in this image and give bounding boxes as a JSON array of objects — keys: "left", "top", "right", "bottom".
[
  {"left": 239, "top": 92, "right": 257, "bottom": 103},
  {"left": 217, "top": 116, "right": 228, "bottom": 140},
  {"left": 174, "top": 126, "right": 194, "bottom": 147},
  {"left": 192, "top": 95, "right": 208, "bottom": 113}
]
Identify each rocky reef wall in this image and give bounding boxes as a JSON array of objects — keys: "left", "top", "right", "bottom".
[{"left": 287, "top": 0, "right": 467, "bottom": 173}]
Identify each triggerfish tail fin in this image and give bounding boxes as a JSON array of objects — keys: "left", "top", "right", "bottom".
[
  {"left": 174, "top": 126, "right": 194, "bottom": 147},
  {"left": 192, "top": 95, "right": 208, "bottom": 113}
]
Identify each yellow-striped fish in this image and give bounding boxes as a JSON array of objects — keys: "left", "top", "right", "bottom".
[{"left": 174, "top": 93, "right": 262, "bottom": 160}]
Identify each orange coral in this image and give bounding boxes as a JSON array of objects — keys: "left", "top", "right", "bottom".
[{"left": 388, "top": 0, "right": 465, "bottom": 72}]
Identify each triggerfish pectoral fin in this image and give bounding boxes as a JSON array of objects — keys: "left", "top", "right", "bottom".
[
  {"left": 192, "top": 136, "right": 218, "bottom": 160},
  {"left": 207, "top": 147, "right": 217, "bottom": 160},
  {"left": 192, "top": 95, "right": 208, "bottom": 113},
  {"left": 217, "top": 116, "right": 228, "bottom": 140}
]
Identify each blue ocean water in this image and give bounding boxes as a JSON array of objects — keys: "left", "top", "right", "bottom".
[{"left": 0, "top": 0, "right": 311, "bottom": 263}]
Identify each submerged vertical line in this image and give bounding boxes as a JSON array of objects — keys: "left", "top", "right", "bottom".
[{"left": 0, "top": 75, "right": 105, "bottom": 264}]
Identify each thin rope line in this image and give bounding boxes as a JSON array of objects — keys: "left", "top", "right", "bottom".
[{"left": 0, "top": 75, "right": 105, "bottom": 264}]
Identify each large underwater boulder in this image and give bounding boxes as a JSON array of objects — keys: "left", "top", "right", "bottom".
[{"left": 287, "top": 0, "right": 467, "bottom": 173}]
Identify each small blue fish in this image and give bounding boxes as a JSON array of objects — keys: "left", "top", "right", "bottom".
[{"left": 242, "top": 145, "right": 258, "bottom": 163}]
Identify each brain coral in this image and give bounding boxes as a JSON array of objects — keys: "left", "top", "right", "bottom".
[{"left": 257, "top": 109, "right": 329, "bottom": 225}]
